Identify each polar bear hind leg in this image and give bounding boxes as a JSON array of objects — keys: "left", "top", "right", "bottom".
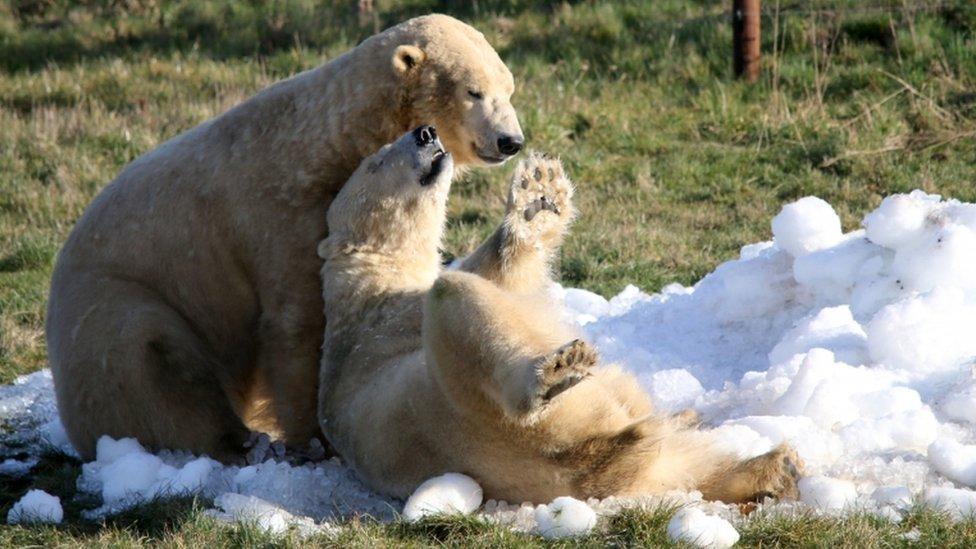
[{"left": 49, "top": 275, "right": 251, "bottom": 461}]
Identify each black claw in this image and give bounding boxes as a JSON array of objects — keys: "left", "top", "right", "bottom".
[
  {"left": 542, "top": 374, "right": 584, "bottom": 401},
  {"left": 752, "top": 491, "right": 776, "bottom": 502}
]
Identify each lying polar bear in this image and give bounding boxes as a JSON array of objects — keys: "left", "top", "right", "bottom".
[{"left": 317, "top": 126, "right": 804, "bottom": 504}]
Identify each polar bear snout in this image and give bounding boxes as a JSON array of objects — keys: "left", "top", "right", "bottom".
[
  {"left": 413, "top": 125, "right": 438, "bottom": 147},
  {"left": 497, "top": 134, "right": 523, "bottom": 156},
  {"left": 405, "top": 125, "right": 451, "bottom": 187}
]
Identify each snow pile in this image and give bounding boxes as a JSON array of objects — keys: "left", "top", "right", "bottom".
[
  {"left": 71, "top": 433, "right": 396, "bottom": 523},
  {"left": 533, "top": 496, "right": 597, "bottom": 538},
  {"left": 402, "top": 473, "right": 483, "bottom": 521},
  {"left": 7, "top": 490, "right": 63, "bottom": 524},
  {"left": 666, "top": 506, "right": 739, "bottom": 548},
  {"left": 558, "top": 190, "right": 976, "bottom": 507},
  {"left": 80, "top": 437, "right": 217, "bottom": 513},
  {"left": 5, "top": 190, "right": 976, "bottom": 534}
]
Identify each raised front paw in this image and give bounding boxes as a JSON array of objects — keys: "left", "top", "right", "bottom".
[
  {"left": 532, "top": 338, "right": 597, "bottom": 408},
  {"left": 505, "top": 152, "right": 574, "bottom": 245}
]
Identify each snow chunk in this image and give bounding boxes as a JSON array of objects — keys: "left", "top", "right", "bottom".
[
  {"left": 96, "top": 436, "right": 146, "bottom": 463},
  {"left": 645, "top": 369, "right": 704, "bottom": 413},
  {"left": 866, "top": 288, "right": 976, "bottom": 374},
  {"left": 793, "top": 234, "right": 883, "bottom": 303},
  {"left": 872, "top": 486, "right": 912, "bottom": 508},
  {"left": 402, "top": 473, "right": 483, "bottom": 521},
  {"left": 0, "top": 457, "right": 37, "bottom": 477},
  {"left": 925, "top": 486, "right": 976, "bottom": 518},
  {"left": 208, "top": 493, "right": 327, "bottom": 537},
  {"left": 768, "top": 307, "right": 867, "bottom": 367},
  {"left": 929, "top": 438, "right": 976, "bottom": 487},
  {"left": 772, "top": 196, "right": 843, "bottom": 257},
  {"left": 863, "top": 191, "right": 937, "bottom": 249},
  {"left": 666, "top": 506, "right": 739, "bottom": 548},
  {"left": 942, "top": 377, "right": 976, "bottom": 424},
  {"left": 534, "top": 496, "right": 597, "bottom": 539},
  {"left": 7, "top": 490, "right": 63, "bottom": 524},
  {"left": 798, "top": 476, "right": 857, "bottom": 511}
]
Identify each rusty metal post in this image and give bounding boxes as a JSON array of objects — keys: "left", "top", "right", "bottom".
[{"left": 733, "top": 0, "right": 761, "bottom": 82}]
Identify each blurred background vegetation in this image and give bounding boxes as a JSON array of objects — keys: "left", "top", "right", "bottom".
[{"left": 1, "top": 2, "right": 976, "bottom": 542}]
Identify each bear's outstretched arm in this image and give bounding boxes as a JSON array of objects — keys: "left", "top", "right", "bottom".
[{"left": 460, "top": 153, "right": 574, "bottom": 294}]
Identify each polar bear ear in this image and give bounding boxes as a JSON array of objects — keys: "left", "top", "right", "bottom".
[{"left": 392, "top": 44, "right": 426, "bottom": 75}]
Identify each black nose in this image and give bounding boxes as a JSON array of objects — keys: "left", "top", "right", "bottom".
[
  {"left": 497, "top": 134, "right": 524, "bottom": 156},
  {"left": 413, "top": 125, "right": 437, "bottom": 146}
]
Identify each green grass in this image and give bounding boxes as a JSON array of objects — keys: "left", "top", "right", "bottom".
[{"left": 2, "top": 0, "right": 976, "bottom": 545}]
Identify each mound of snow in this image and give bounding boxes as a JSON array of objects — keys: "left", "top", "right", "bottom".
[
  {"left": 6, "top": 189, "right": 976, "bottom": 530},
  {"left": 666, "top": 506, "right": 739, "bottom": 548},
  {"left": 534, "top": 496, "right": 597, "bottom": 538},
  {"left": 402, "top": 473, "right": 483, "bottom": 521},
  {"left": 7, "top": 489, "right": 63, "bottom": 524}
]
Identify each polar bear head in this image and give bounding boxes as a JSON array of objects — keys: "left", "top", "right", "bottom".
[
  {"left": 324, "top": 125, "right": 454, "bottom": 252},
  {"left": 388, "top": 15, "right": 523, "bottom": 167}
]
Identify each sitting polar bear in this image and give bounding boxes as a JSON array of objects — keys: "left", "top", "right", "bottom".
[
  {"left": 317, "top": 126, "right": 805, "bottom": 503},
  {"left": 47, "top": 14, "right": 522, "bottom": 461}
]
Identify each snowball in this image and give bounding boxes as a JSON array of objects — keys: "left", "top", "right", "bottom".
[
  {"left": 7, "top": 489, "right": 63, "bottom": 524},
  {"left": 101, "top": 452, "right": 165, "bottom": 504},
  {"left": 666, "top": 507, "right": 739, "bottom": 548},
  {"left": 771, "top": 196, "right": 843, "bottom": 257},
  {"left": 866, "top": 288, "right": 976, "bottom": 374},
  {"left": 402, "top": 473, "right": 483, "bottom": 521},
  {"left": 645, "top": 369, "right": 704, "bottom": 412},
  {"left": 533, "top": 496, "right": 597, "bottom": 539},
  {"left": 863, "top": 191, "right": 938, "bottom": 249},
  {"left": 929, "top": 438, "right": 976, "bottom": 487},
  {"left": 768, "top": 307, "right": 868, "bottom": 367},
  {"left": 798, "top": 476, "right": 857, "bottom": 511}
]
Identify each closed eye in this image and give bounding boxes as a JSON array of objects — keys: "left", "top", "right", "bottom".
[{"left": 467, "top": 90, "right": 483, "bottom": 100}]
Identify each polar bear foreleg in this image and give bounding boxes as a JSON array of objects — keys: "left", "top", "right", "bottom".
[{"left": 460, "top": 153, "right": 574, "bottom": 294}]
